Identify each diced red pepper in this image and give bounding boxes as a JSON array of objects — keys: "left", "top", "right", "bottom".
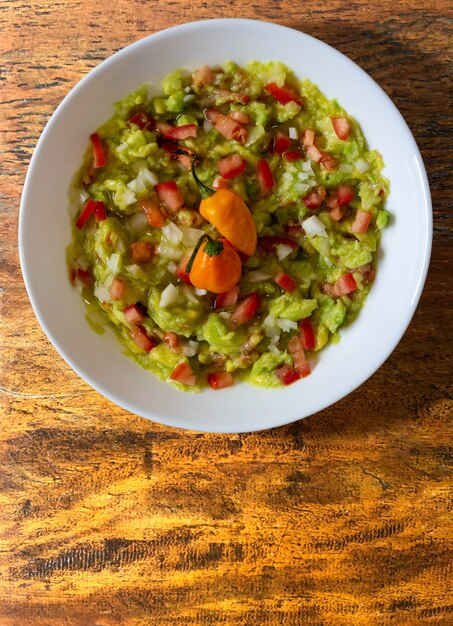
[
  {"left": 76, "top": 198, "right": 97, "bottom": 229},
  {"left": 320, "top": 153, "right": 337, "bottom": 171},
  {"left": 231, "top": 292, "right": 260, "bottom": 326},
  {"left": 75, "top": 268, "right": 92, "bottom": 288},
  {"left": 274, "top": 272, "right": 297, "bottom": 293},
  {"left": 305, "top": 144, "right": 323, "bottom": 163},
  {"left": 208, "top": 371, "right": 234, "bottom": 390},
  {"left": 175, "top": 252, "right": 192, "bottom": 285},
  {"left": 141, "top": 200, "right": 166, "bottom": 228},
  {"left": 283, "top": 150, "right": 303, "bottom": 162},
  {"left": 214, "top": 285, "right": 240, "bottom": 309},
  {"left": 275, "top": 364, "right": 301, "bottom": 386},
  {"left": 337, "top": 185, "right": 355, "bottom": 206},
  {"left": 264, "top": 82, "right": 303, "bottom": 106},
  {"left": 331, "top": 116, "right": 350, "bottom": 140},
  {"left": 90, "top": 133, "right": 107, "bottom": 168},
  {"left": 214, "top": 113, "right": 247, "bottom": 143},
  {"left": 332, "top": 273, "right": 358, "bottom": 297},
  {"left": 205, "top": 108, "right": 220, "bottom": 123},
  {"left": 273, "top": 132, "right": 291, "bottom": 154},
  {"left": 155, "top": 181, "right": 184, "bottom": 213},
  {"left": 212, "top": 175, "right": 230, "bottom": 190},
  {"left": 258, "top": 236, "right": 298, "bottom": 254},
  {"left": 257, "top": 159, "right": 275, "bottom": 198},
  {"left": 131, "top": 325, "right": 154, "bottom": 352},
  {"left": 157, "top": 123, "right": 198, "bottom": 141},
  {"left": 288, "top": 335, "right": 311, "bottom": 378},
  {"left": 329, "top": 206, "right": 345, "bottom": 222},
  {"left": 303, "top": 129, "right": 315, "bottom": 146},
  {"left": 163, "top": 331, "right": 182, "bottom": 353},
  {"left": 217, "top": 154, "right": 247, "bottom": 180},
  {"left": 130, "top": 242, "right": 154, "bottom": 264},
  {"left": 228, "top": 110, "right": 250, "bottom": 124},
  {"left": 351, "top": 209, "right": 372, "bottom": 233},
  {"left": 170, "top": 362, "right": 196, "bottom": 386},
  {"left": 110, "top": 277, "right": 126, "bottom": 301},
  {"left": 300, "top": 318, "right": 315, "bottom": 350},
  {"left": 123, "top": 303, "right": 147, "bottom": 325},
  {"left": 285, "top": 223, "right": 303, "bottom": 238},
  {"left": 94, "top": 201, "right": 107, "bottom": 222},
  {"left": 303, "top": 186, "right": 326, "bottom": 209},
  {"left": 128, "top": 111, "right": 155, "bottom": 131}
]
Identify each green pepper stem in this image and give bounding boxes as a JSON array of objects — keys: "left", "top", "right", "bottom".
[
  {"left": 173, "top": 149, "right": 214, "bottom": 200},
  {"left": 185, "top": 234, "right": 224, "bottom": 274}
]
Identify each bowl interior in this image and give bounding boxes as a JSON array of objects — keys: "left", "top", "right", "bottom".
[{"left": 19, "top": 19, "right": 432, "bottom": 433}]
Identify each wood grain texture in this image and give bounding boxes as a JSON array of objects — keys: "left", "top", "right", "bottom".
[{"left": 1, "top": 1, "right": 452, "bottom": 624}]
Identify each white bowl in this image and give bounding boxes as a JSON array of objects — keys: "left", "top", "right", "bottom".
[{"left": 19, "top": 18, "right": 432, "bottom": 433}]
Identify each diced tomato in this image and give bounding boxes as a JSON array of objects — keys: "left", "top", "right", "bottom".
[
  {"left": 329, "top": 206, "right": 345, "bottom": 222},
  {"left": 205, "top": 107, "right": 220, "bottom": 123},
  {"left": 141, "top": 200, "right": 166, "bottom": 228},
  {"left": 128, "top": 111, "right": 155, "bottom": 131},
  {"left": 257, "top": 159, "right": 275, "bottom": 198},
  {"left": 214, "top": 89, "right": 250, "bottom": 104},
  {"left": 337, "top": 185, "right": 355, "bottom": 206},
  {"left": 275, "top": 364, "right": 301, "bottom": 386},
  {"left": 170, "top": 362, "right": 196, "bottom": 386},
  {"left": 273, "top": 132, "right": 291, "bottom": 154},
  {"left": 75, "top": 268, "right": 92, "bottom": 287},
  {"left": 332, "top": 273, "right": 358, "bottom": 297},
  {"left": 351, "top": 209, "right": 372, "bottom": 233},
  {"left": 94, "top": 201, "right": 107, "bottom": 222},
  {"left": 176, "top": 252, "right": 192, "bottom": 285},
  {"left": 192, "top": 64, "right": 214, "bottom": 87},
  {"left": 288, "top": 336, "right": 311, "bottom": 378},
  {"left": 75, "top": 198, "right": 97, "bottom": 229},
  {"left": 123, "top": 303, "right": 147, "bottom": 325},
  {"left": 155, "top": 181, "right": 184, "bottom": 213},
  {"left": 300, "top": 318, "right": 315, "bottom": 350},
  {"left": 208, "top": 371, "right": 234, "bottom": 390},
  {"left": 231, "top": 292, "right": 260, "bottom": 325},
  {"left": 303, "top": 129, "right": 315, "bottom": 146},
  {"left": 258, "top": 236, "right": 298, "bottom": 254},
  {"left": 90, "top": 133, "right": 107, "bottom": 168},
  {"left": 158, "top": 123, "right": 198, "bottom": 141},
  {"left": 163, "top": 331, "right": 182, "bottom": 353},
  {"left": 217, "top": 153, "right": 247, "bottom": 180},
  {"left": 264, "top": 82, "right": 303, "bottom": 105},
  {"left": 285, "top": 223, "right": 303, "bottom": 238},
  {"left": 303, "top": 186, "right": 326, "bottom": 209},
  {"left": 356, "top": 264, "right": 376, "bottom": 282},
  {"left": 331, "top": 116, "right": 350, "bottom": 140},
  {"left": 305, "top": 144, "right": 323, "bottom": 163},
  {"left": 212, "top": 176, "right": 230, "bottom": 190},
  {"left": 283, "top": 150, "right": 302, "bottom": 162},
  {"left": 130, "top": 241, "right": 154, "bottom": 264},
  {"left": 131, "top": 325, "right": 154, "bottom": 352},
  {"left": 214, "top": 113, "right": 247, "bottom": 143},
  {"left": 214, "top": 285, "right": 239, "bottom": 309},
  {"left": 228, "top": 110, "right": 250, "bottom": 124},
  {"left": 274, "top": 272, "right": 297, "bottom": 293},
  {"left": 110, "top": 277, "right": 126, "bottom": 301},
  {"left": 320, "top": 153, "right": 337, "bottom": 171}
]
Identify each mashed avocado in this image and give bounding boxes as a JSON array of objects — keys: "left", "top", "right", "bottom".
[{"left": 67, "top": 61, "right": 389, "bottom": 391}]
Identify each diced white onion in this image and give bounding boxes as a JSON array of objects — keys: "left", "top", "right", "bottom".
[
  {"left": 125, "top": 212, "right": 148, "bottom": 234},
  {"left": 73, "top": 279, "right": 84, "bottom": 294},
  {"left": 302, "top": 215, "right": 328, "bottom": 238},
  {"left": 127, "top": 176, "right": 147, "bottom": 194},
  {"left": 119, "top": 189, "right": 137, "bottom": 206},
  {"left": 106, "top": 253, "right": 120, "bottom": 273},
  {"left": 116, "top": 238, "right": 127, "bottom": 254},
  {"left": 264, "top": 315, "right": 277, "bottom": 328},
  {"left": 294, "top": 182, "right": 310, "bottom": 194},
  {"left": 75, "top": 256, "right": 90, "bottom": 271},
  {"left": 219, "top": 311, "right": 232, "bottom": 320},
  {"left": 184, "top": 86, "right": 191, "bottom": 93},
  {"left": 195, "top": 288, "right": 208, "bottom": 296},
  {"left": 157, "top": 242, "right": 183, "bottom": 260},
  {"left": 162, "top": 222, "right": 183, "bottom": 245},
  {"left": 276, "top": 244, "right": 295, "bottom": 261},
  {"left": 183, "top": 94, "right": 196, "bottom": 103},
  {"left": 324, "top": 256, "right": 334, "bottom": 267},
  {"left": 354, "top": 158, "right": 370, "bottom": 173},
  {"left": 301, "top": 160, "right": 314, "bottom": 174},
  {"left": 79, "top": 188, "right": 89, "bottom": 205},
  {"left": 159, "top": 284, "right": 180, "bottom": 308},
  {"left": 245, "top": 125, "right": 264, "bottom": 147},
  {"left": 268, "top": 343, "right": 281, "bottom": 355},
  {"left": 339, "top": 163, "right": 354, "bottom": 173},
  {"left": 181, "top": 342, "right": 198, "bottom": 357},
  {"left": 288, "top": 127, "right": 298, "bottom": 140},
  {"left": 277, "top": 318, "right": 298, "bottom": 332},
  {"left": 167, "top": 261, "right": 177, "bottom": 273},
  {"left": 117, "top": 142, "right": 128, "bottom": 153},
  {"left": 297, "top": 171, "right": 309, "bottom": 181},
  {"left": 94, "top": 283, "right": 111, "bottom": 303},
  {"left": 247, "top": 270, "right": 272, "bottom": 283},
  {"left": 125, "top": 264, "right": 141, "bottom": 275},
  {"left": 183, "top": 286, "right": 199, "bottom": 304},
  {"left": 264, "top": 325, "right": 280, "bottom": 338},
  {"left": 203, "top": 120, "right": 214, "bottom": 133},
  {"left": 282, "top": 172, "right": 293, "bottom": 184},
  {"left": 139, "top": 168, "right": 158, "bottom": 186},
  {"left": 180, "top": 226, "right": 204, "bottom": 247}
]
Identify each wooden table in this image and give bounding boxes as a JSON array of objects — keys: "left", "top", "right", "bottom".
[{"left": 1, "top": 2, "right": 452, "bottom": 624}]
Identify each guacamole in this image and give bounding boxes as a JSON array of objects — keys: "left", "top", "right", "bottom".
[{"left": 67, "top": 61, "right": 390, "bottom": 391}]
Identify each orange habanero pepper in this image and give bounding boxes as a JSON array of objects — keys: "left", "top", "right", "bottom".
[
  {"left": 185, "top": 234, "right": 242, "bottom": 293},
  {"left": 175, "top": 150, "right": 257, "bottom": 256}
]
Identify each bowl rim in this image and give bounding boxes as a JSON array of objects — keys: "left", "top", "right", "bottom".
[{"left": 19, "top": 18, "right": 432, "bottom": 433}]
